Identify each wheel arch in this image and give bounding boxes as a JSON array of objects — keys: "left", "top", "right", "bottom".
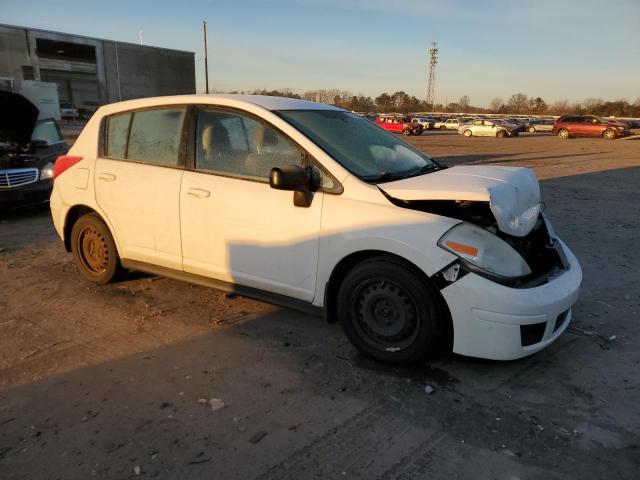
[{"left": 63, "top": 205, "right": 119, "bottom": 255}]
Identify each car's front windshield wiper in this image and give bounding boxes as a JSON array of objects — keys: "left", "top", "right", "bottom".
[
  {"left": 361, "top": 163, "right": 443, "bottom": 183},
  {"left": 360, "top": 171, "right": 408, "bottom": 183}
]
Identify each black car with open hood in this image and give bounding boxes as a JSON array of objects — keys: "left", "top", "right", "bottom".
[{"left": 0, "top": 91, "right": 69, "bottom": 208}]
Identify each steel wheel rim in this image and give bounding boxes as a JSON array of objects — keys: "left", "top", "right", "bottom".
[
  {"left": 77, "top": 226, "right": 109, "bottom": 273},
  {"left": 351, "top": 278, "right": 420, "bottom": 351}
]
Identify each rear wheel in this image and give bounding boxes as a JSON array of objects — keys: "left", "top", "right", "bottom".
[
  {"left": 602, "top": 129, "right": 616, "bottom": 140},
  {"left": 71, "top": 213, "right": 121, "bottom": 284},
  {"left": 558, "top": 128, "right": 570, "bottom": 139},
  {"left": 440, "top": 125, "right": 447, "bottom": 130},
  {"left": 337, "top": 256, "right": 445, "bottom": 364},
  {"left": 463, "top": 129, "right": 472, "bottom": 137},
  {"left": 403, "top": 128, "right": 412, "bottom": 136}
]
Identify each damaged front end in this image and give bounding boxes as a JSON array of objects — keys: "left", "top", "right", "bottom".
[{"left": 383, "top": 195, "right": 569, "bottom": 289}]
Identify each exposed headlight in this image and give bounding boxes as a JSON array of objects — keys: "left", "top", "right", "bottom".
[
  {"left": 438, "top": 222, "right": 532, "bottom": 278},
  {"left": 40, "top": 162, "right": 55, "bottom": 180}
]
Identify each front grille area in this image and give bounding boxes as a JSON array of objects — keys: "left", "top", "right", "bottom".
[
  {"left": 501, "top": 216, "right": 567, "bottom": 287},
  {"left": 0, "top": 168, "right": 39, "bottom": 188}
]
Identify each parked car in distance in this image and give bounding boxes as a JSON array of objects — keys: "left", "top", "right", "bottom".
[
  {"left": 411, "top": 117, "right": 433, "bottom": 129},
  {"left": 51, "top": 94, "right": 581, "bottom": 364},
  {"left": 526, "top": 119, "right": 554, "bottom": 133},
  {"left": 434, "top": 118, "right": 470, "bottom": 130},
  {"left": 458, "top": 119, "right": 519, "bottom": 138},
  {"left": 375, "top": 116, "right": 423, "bottom": 135},
  {"left": 552, "top": 115, "right": 631, "bottom": 139},
  {"left": 59, "top": 102, "right": 79, "bottom": 120},
  {"left": 1, "top": 92, "right": 69, "bottom": 208}
]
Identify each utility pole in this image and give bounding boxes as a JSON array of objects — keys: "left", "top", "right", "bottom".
[
  {"left": 203, "top": 20, "right": 209, "bottom": 94},
  {"left": 139, "top": 30, "right": 144, "bottom": 45},
  {"left": 426, "top": 41, "right": 438, "bottom": 112}
]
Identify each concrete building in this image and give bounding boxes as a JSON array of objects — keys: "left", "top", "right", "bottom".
[{"left": 0, "top": 24, "right": 195, "bottom": 117}]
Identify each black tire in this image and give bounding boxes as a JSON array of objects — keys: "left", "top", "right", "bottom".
[
  {"left": 463, "top": 129, "right": 472, "bottom": 137},
  {"left": 496, "top": 130, "right": 507, "bottom": 138},
  {"left": 602, "top": 129, "right": 616, "bottom": 140},
  {"left": 337, "top": 256, "right": 446, "bottom": 364},
  {"left": 71, "top": 213, "right": 121, "bottom": 285},
  {"left": 528, "top": 126, "right": 536, "bottom": 133},
  {"left": 439, "top": 125, "right": 447, "bottom": 130},
  {"left": 403, "top": 128, "right": 412, "bottom": 136},
  {"left": 558, "top": 128, "right": 570, "bottom": 139}
]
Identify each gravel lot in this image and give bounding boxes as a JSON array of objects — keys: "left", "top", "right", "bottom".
[{"left": 1, "top": 131, "right": 639, "bottom": 479}]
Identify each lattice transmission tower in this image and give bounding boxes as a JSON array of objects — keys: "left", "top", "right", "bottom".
[{"left": 426, "top": 42, "right": 438, "bottom": 111}]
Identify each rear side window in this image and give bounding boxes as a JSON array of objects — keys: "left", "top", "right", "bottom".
[
  {"left": 127, "top": 108, "right": 186, "bottom": 166},
  {"left": 31, "top": 120, "right": 63, "bottom": 144},
  {"left": 106, "top": 113, "right": 131, "bottom": 159}
]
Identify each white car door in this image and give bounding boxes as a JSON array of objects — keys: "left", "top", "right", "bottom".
[
  {"left": 180, "top": 107, "right": 324, "bottom": 301},
  {"left": 95, "top": 107, "right": 186, "bottom": 270}
]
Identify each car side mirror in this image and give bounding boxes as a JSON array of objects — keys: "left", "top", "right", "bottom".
[{"left": 269, "top": 165, "right": 313, "bottom": 208}]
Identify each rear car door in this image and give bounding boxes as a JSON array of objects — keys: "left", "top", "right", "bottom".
[
  {"left": 95, "top": 107, "right": 186, "bottom": 270},
  {"left": 180, "top": 107, "right": 324, "bottom": 301}
]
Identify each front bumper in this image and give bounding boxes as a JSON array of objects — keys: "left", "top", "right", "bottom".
[
  {"left": 0, "top": 178, "right": 53, "bottom": 209},
  {"left": 441, "top": 239, "right": 582, "bottom": 360}
]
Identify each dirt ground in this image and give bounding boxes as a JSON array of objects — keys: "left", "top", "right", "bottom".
[{"left": 1, "top": 131, "right": 639, "bottom": 479}]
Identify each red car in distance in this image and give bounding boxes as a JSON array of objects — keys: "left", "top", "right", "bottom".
[
  {"left": 552, "top": 115, "right": 631, "bottom": 140},
  {"left": 374, "top": 116, "right": 423, "bottom": 136}
]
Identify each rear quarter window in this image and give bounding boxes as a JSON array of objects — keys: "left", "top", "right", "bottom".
[{"left": 105, "top": 113, "right": 131, "bottom": 158}]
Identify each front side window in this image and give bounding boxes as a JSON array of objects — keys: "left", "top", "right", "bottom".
[
  {"left": 196, "top": 108, "right": 302, "bottom": 180},
  {"left": 276, "top": 110, "right": 437, "bottom": 182},
  {"left": 127, "top": 108, "right": 186, "bottom": 166}
]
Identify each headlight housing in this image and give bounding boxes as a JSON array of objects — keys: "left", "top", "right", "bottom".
[
  {"left": 40, "top": 162, "right": 55, "bottom": 180},
  {"left": 438, "top": 222, "right": 531, "bottom": 279}
]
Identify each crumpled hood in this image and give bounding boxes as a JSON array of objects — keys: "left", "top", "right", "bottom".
[
  {"left": 379, "top": 165, "right": 541, "bottom": 237},
  {"left": 0, "top": 91, "right": 39, "bottom": 146}
]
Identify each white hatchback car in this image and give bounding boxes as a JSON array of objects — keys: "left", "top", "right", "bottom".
[{"left": 51, "top": 95, "right": 582, "bottom": 363}]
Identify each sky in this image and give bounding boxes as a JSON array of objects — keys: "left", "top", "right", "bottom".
[{"left": 2, "top": 0, "right": 639, "bottom": 107}]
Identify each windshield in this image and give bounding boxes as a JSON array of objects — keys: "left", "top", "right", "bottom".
[{"left": 276, "top": 110, "right": 437, "bottom": 181}]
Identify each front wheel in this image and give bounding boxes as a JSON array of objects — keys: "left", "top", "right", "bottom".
[
  {"left": 463, "top": 129, "right": 472, "bottom": 137},
  {"left": 602, "top": 129, "right": 616, "bottom": 140},
  {"left": 496, "top": 130, "right": 507, "bottom": 138},
  {"left": 558, "top": 128, "right": 570, "bottom": 139},
  {"left": 71, "top": 213, "right": 122, "bottom": 284},
  {"left": 337, "top": 256, "right": 445, "bottom": 364},
  {"left": 528, "top": 126, "right": 536, "bottom": 133}
]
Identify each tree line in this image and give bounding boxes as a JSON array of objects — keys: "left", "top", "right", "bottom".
[{"left": 229, "top": 88, "right": 640, "bottom": 117}]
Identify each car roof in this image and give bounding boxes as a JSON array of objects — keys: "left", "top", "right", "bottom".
[{"left": 96, "top": 94, "right": 343, "bottom": 116}]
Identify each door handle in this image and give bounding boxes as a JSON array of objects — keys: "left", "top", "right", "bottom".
[
  {"left": 98, "top": 173, "right": 116, "bottom": 182},
  {"left": 187, "top": 187, "right": 211, "bottom": 198}
]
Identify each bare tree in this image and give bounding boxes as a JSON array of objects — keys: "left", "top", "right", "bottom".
[
  {"left": 458, "top": 95, "right": 471, "bottom": 112},
  {"left": 489, "top": 97, "right": 503, "bottom": 113},
  {"left": 507, "top": 93, "right": 529, "bottom": 114},
  {"left": 551, "top": 100, "right": 570, "bottom": 114}
]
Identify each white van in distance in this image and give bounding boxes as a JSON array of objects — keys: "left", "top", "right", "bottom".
[{"left": 50, "top": 95, "right": 582, "bottom": 363}]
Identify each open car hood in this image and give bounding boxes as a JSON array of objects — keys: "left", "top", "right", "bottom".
[
  {"left": 378, "top": 165, "right": 541, "bottom": 237},
  {"left": 0, "top": 91, "right": 39, "bottom": 145}
]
